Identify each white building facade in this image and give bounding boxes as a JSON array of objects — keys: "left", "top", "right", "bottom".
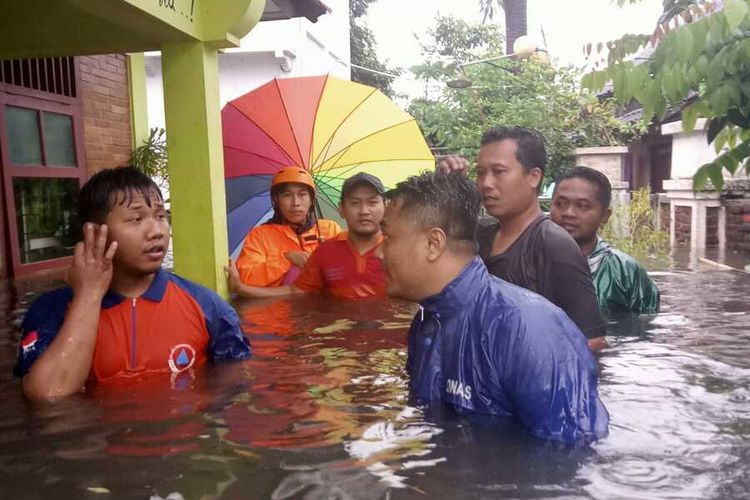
[{"left": 145, "top": 0, "right": 350, "bottom": 131}]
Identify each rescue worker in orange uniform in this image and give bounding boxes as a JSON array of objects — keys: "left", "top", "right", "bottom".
[
  {"left": 234, "top": 167, "right": 341, "bottom": 287},
  {"left": 14, "top": 167, "right": 251, "bottom": 400},
  {"left": 227, "top": 173, "right": 386, "bottom": 300}
]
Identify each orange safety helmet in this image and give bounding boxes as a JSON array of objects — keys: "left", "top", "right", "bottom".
[{"left": 271, "top": 167, "right": 316, "bottom": 192}]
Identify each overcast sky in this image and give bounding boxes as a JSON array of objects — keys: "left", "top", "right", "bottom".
[{"left": 365, "top": 0, "right": 664, "bottom": 98}]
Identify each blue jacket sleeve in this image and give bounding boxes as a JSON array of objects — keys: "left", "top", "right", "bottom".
[
  {"left": 171, "top": 276, "right": 252, "bottom": 362},
  {"left": 499, "top": 311, "right": 609, "bottom": 443},
  {"left": 13, "top": 288, "right": 73, "bottom": 378}
]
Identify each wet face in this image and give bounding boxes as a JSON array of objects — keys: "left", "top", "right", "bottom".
[
  {"left": 339, "top": 184, "right": 384, "bottom": 237},
  {"left": 374, "top": 199, "right": 428, "bottom": 302},
  {"left": 104, "top": 189, "right": 170, "bottom": 276},
  {"left": 275, "top": 183, "right": 313, "bottom": 226},
  {"left": 550, "top": 177, "right": 609, "bottom": 245},
  {"left": 475, "top": 139, "right": 542, "bottom": 220}
]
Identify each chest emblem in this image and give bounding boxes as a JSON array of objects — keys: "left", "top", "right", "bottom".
[{"left": 168, "top": 344, "right": 196, "bottom": 374}]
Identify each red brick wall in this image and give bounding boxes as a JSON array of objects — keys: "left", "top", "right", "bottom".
[
  {"left": 660, "top": 202, "right": 670, "bottom": 232},
  {"left": 78, "top": 54, "right": 132, "bottom": 174},
  {"left": 725, "top": 199, "right": 750, "bottom": 255},
  {"left": 674, "top": 205, "right": 691, "bottom": 246},
  {"left": 705, "top": 206, "right": 719, "bottom": 247}
]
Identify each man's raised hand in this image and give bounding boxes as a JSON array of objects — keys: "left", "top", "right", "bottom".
[
  {"left": 68, "top": 223, "right": 117, "bottom": 300},
  {"left": 438, "top": 155, "right": 470, "bottom": 176}
]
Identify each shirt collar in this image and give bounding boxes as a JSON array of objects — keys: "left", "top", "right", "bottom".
[
  {"left": 342, "top": 231, "right": 384, "bottom": 254},
  {"left": 419, "top": 257, "right": 486, "bottom": 317},
  {"left": 101, "top": 268, "right": 169, "bottom": 308},
  {"left": 588, "top": 236, "right": 611, "bottom": 275}
]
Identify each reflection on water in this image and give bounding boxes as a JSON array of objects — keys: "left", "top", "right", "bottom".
[{"left": 0, "top": 266, "right": 748, "bottom": 499}]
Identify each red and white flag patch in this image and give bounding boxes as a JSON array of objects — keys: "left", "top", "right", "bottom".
[{"left": 21, "top": 331, "right": 39, "bottom": 353}]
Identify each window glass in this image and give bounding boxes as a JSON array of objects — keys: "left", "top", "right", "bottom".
[
  {"left": 5, "top": 106, "right": 42, "bottom": 165},
  {"left": 42, "top": 112, "right": 76, "bottom": 166},
  {"left": 13, "top": 178, "right": 79, "bottom": 264}
]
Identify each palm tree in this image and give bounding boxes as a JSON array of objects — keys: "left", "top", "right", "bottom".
[{"left": 478, "top": 0, "right": 527, "bottom": 56}]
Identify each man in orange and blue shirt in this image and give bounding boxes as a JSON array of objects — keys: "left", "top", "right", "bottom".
[
  {"left": 14, "top": 167, "right": 251, "bottom": 399},
  {"left": 227, "top": 173, "right": 386, "bottom": 300}
]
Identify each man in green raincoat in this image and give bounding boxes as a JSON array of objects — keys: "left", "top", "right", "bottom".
[{"left": 550, "top": 166, "right": 659, "bottom": 313}]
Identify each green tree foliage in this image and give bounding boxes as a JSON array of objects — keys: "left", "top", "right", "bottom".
[
  {"left": 585, "top": 0, "right": 750, "bottom": 190},
  {"left": 616, "top": 0, "right": 706, "bottom": 23},
  {"left": 350, "top": 0, "right": 398, "bottom": 97},
  {"left": 410, "top": 16, "right": 641, "bottom": 185},
  {"left": 131, "top": 127, "right": 169, "bottom": 191}
]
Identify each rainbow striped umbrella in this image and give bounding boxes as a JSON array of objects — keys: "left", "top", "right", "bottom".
[{"left": 223, "top": 75, "right": 434, "bottom": 257}]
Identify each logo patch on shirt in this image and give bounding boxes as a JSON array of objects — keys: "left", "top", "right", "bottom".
[
  {"left": 168, "top": 344, "right": 196, "bottom": 374},
  {"left": 446, "top": 378, "right": 472, "bottom": 401},
  {"left": 323, "top": 267, "right": 345, "bottom": 282},
  {"left": 21, "top": 331, "right": 39, "bottom": 354}
]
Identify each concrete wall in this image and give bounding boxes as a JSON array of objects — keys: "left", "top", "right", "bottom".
[
  {"left": 661, "top": 119, "right": 719, "bottom": 179},
  {"left": 674, "top": 205, "right": 692, "bottom": 246},
  {"left": 642, "top": 120, "right": 750, "bottom": 259},
  {"left": 78, "top": 54, "right": 133, "bottom": 172},
  {"left": 232, "top": 0, "right": 350, "bottom": 72},
  {"left": 725, "top": 199, "right": 750, "bottom": 254},
  {"left": 661, "top": 119, "right": 725, "bottom": 253},
  {"left": 574, "top": 146, "right": 628, "bottom": 184}
]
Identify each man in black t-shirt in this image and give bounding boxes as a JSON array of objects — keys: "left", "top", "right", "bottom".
[{"left": 441, "top": 126, "right": 605, "bottom": 348}]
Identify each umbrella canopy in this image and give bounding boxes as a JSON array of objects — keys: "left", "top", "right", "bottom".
[{"left": 223, "top": 75, "right": 435, "bottom": 257}]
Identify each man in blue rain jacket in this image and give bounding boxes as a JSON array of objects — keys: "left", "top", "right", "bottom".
[{"left": 375, "top": 171, "right": 609, "bottom": 443}]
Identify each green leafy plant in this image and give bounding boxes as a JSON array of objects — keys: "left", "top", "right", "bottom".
[
  {"left": 574, "top": 93, "right": 648, "bottom": 147},
  {"left": 409, "top": 16, "right": 642, "bottom": 186},
  {"left": 583, "top": 0, "right": 750, "bottom": 191},
  {"left": 601, "top": 187, "right": 670, "bottom": 261},
  {"left": 350, "top": 0, "right": 399, "bottom": 97},
  {"left": 131, "top": 127, "right": 169, "bottom": 190}
]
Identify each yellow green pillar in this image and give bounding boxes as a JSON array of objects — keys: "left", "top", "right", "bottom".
[
  {"left": 161, "top": 42, "right": 229, "bottom": 295},
  {"left": 127, "top": 53, "right": 150, "bottom": 149}
]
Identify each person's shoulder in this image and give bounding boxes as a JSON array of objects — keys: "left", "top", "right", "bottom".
[
  {"left": 608, "top": 246, "right": 651, "bottom": 276},
  {"left": 536, "top": 216, "right": 575, "bottom": 242},
  {"left": 485, "top": 275, "right": 557, "bottom": 315},
  {"left": 166, "top": 273, "right": 228, "bottom": 310},
  {"left": 318, "top": 219, "right": 343, "bottom": 234},
  {"left": 609, "top": 246, "right": 641, "bottom": 267},
  {"left": 248, "top": 223, "right": 285, "bottom": 236},
  {"left": 21, "top": 287, "right": 75, "bottom": 330},
  {"left": 477, "top": 216, "right": 500, "bottom": 230},
  {"left": 317, "top": 233, "right": 347, "bottom": 252},
  {"left": 534, "top": 217, "right": 586, "bottom": 255},
  {"left": 476, "top": 216, "right": 500, "bottom": 240},
  {"left": 243, "top": 224, "right": 283, "bottom": 247},
  {"left": 483, "top": 275, "right": 580, "bottom": 338},
  {"left": 28, "top": 287, "right": 75, "bottom": 313},
  {"left": 475, "top": 276, "right": 539, "bottom": 328}
]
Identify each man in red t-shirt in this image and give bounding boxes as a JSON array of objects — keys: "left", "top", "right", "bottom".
[{"left": 226, "top": 173, "right": 386, "bottom": 300}]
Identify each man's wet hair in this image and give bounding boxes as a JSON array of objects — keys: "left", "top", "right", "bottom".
[
  {"left": 480, "top": 126, "right": 547, "bottom": 180},
  {"left": 385, "top": 171, "right": 481, "bottom": 255},
  {"left": 78, "top": 166, "right": 163, "bottom": 224},
  {"left": 554, "top": 166, "right": 612, "bottom": 210}
]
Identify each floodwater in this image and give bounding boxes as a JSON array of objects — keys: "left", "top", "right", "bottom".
[{"left": 0, "top": 260, "right": 748, "bottom": 499}]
